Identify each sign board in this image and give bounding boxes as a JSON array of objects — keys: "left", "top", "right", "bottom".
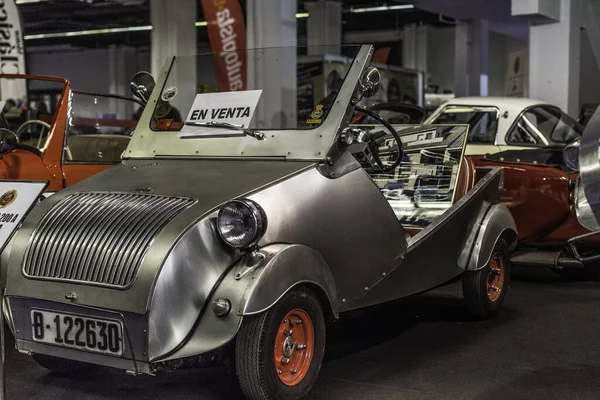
[
  {"left": 505, "top": 47, "right": 528, "bottom": 97},
  {"left": 0, "top": 179, "right": 46, "bottom": 400},
  {"left": 179, "top": 90, "right": 262, "bottom": 138},
  {"left": 0, "top": 180, "right": 47, "bottom": 252},
  {"left": 0, "top": 0, "right": 27, "bottom": 102}
]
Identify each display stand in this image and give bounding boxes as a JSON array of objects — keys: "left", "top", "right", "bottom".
[{"left": 0, "top": 181, "right": 49, "bottom": 400}]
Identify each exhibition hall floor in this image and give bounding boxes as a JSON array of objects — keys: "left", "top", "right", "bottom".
[{"left": 5, "top": 267, "right": 600, "bottom": 400}]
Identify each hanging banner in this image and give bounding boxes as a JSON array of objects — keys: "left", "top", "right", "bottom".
[
  {"left": 200, "top": 0, "right": 247, "bottom": 92},
  {"left": 372, "top": 47, "right": 391, "bottom": 64},
  {"left": 0, "top": 0, "right": 26, "bottom": 102}
]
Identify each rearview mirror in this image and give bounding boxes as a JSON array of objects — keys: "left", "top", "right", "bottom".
[
  {"left": 130, "top": 71, "right": 155, "bottom": 104},
  {"left": 360, "top": 67, "right": 380, "bottom": 99}
]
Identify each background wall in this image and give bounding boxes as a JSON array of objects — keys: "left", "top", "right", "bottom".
[
  {"left": 27, "top": 46, "right": 150, "bottom": 94},
  {"left": 579, "top": 29, "right": 600, "bottom": 108},
  {"left": 426, "top": 26, "right": 455, "bottom": 92}
]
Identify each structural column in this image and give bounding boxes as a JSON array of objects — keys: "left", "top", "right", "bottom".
[
  {"left": 526, "top": 0, "right": 581, "bottom": 115},
  {"left": 247, "top": 0, "right": 297, "bottom": 128},
  {"left": 402, "top": 23, "right": 428, "bottom": 78},
  {"left": 150, "top": 0, "right": 197, "bottom": 112},
  {"left": 454, "top": 19, "right": 489, "bottom": 97},
  {"left": 107, "top": 45, "right": 139, "bottom": 119},
  {"left": 305, "top": 1, "right": 342, "bottom": 55}
]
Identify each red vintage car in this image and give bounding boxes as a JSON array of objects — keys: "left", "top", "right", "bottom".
[
  {"left": 354, "top": 103, "right": 592, "bottom": 275},
  {"left": 0, "top": 74, "right": 140, "bottom": 195}
]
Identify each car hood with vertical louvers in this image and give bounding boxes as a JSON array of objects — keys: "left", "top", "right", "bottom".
[
  {"left": 5, "top": 159, "right": 316, "bottom": 314},
  {"left": 22, "top": 192, "right": 196, "bottom": 288}
]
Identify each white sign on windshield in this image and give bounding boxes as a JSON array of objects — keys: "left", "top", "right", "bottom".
[
  {"left": 179, "top": 90, "right": 262, "bottom": 138},
  {"left": 0, "top": 181, "right": 47, "bottom": 252}
]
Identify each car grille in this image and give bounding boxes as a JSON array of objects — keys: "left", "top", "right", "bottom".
[{"left": 22, "top": 192, "right": 195, "bottom": 288}]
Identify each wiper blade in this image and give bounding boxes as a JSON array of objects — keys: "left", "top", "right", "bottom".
[{"left": 185, "top": 121, "right": 265, "bottom": 141}]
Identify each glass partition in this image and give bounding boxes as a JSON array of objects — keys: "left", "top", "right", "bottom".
[
  {"left": 353, "top": 123, "right": 469, "bottom": 227},
  {"left": 64, "top": 91, "right": 140, "bottom": 163}
]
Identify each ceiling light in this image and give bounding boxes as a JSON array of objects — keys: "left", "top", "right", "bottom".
[
  {"left": 25, "top": 11, "right": 309, "bottom": 40},
  {"left": 195, "top": 12, "right": 308, "bottom": 27},
  {"left": 350, "top": 4, "right": 415, "bottom": 13},
  {"left": 24, "top": 25, "right": 152, "bottom": 40}
]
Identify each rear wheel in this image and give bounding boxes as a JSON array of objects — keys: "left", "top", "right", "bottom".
[
  {"left": 235, "top": 288, "right": 326, "bottom": 400},
  {"left": 463, "top": 238, "right": 510, "bottom": 319},
  {"left": 32, "top": 354, "right": 97, "bottom": 376}
]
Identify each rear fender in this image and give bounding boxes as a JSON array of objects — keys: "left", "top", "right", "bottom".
[
  {"left": 241, "top": 244, "right": 338, "bottom": 318},
  {"left": 461, "top": 203, "right": 518, "bottom": 271}
]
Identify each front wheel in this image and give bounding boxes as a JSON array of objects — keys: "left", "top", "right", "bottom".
[
  {"left": 463, "top": 238, "right": 510, "bottom": 319},
  {"left": 235, "top": 288, "right": 326, "bottom": 400}
]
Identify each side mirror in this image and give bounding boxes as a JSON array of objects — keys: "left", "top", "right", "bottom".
[
  {"left": 563, "top": 140, "right": 580, "bottom": 171},
  {"left": 130, "top": 71, "right": 155, "bottom": 104},
  {"left": 360, "top": 67, "right": 380, "bottom": 99}
]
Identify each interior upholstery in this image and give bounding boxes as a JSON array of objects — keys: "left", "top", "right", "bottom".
[
  {"left": 65, "top": 134, "right": 130, "bottom": 163},
  {"left": 400, "top": 157, "right": 475, "bottom": 237},
  {"left": 453, "top": 157, "right": 476, "bottom": 202}
]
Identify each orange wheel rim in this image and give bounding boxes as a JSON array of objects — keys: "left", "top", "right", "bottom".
[
  {"left": 486, "top": 252, "right": 505, "bottom": 302},
  {"left": 273, "top": 309, "right": 314, "bottom": 386}
]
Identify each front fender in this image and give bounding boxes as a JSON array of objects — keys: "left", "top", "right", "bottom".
[
  {"left": 155, "top": 243, "right": 338, "bottom": 362},
  {"left": 463, "top": 203, "right": 518, "bottom": 271},
  {"left": 241, "top": 244, "right": 338, "bottom": 318}
]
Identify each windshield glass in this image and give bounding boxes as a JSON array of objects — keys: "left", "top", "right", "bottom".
[
  {"left": 506, "top": 106, "right": 582, "bottom": 146},
  {"left": 0, "top": 77, "right": 65, "bottom": 149},
  {"left": 149, "top": 46, "right": 361, "bottom": 134},
  {"left": 429, "top": 106, "right": 498, "bottom": 144}
]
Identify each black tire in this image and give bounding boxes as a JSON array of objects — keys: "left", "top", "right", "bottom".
[
  {"left": 235, "top": 288, "right": 326, "bottom": 400},
  {"left": 463, "top": 238, "right": 510, "bottom": 319},
  {"left": 32, "top": 354, "right": 97, "bottom": 376}
]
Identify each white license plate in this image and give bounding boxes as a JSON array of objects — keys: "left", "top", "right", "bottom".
[{"left": 30, "top": 309, "right": 124, "bottom": 356}]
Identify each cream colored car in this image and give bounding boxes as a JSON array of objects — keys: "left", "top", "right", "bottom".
[{"left": 424, "top": 97, "right": 582, "bottom": 156}]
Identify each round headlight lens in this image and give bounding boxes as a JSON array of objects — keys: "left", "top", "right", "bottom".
[
  {"left": 217, "top": 199, "right": 266, "bottom": 248},
  {"left": 563, "top": 141, "right": 580, "bottom": 171}
]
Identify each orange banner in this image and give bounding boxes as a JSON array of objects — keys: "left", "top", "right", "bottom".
[{"left": 200, "top": 0, "right": 247, "bottom": 92}]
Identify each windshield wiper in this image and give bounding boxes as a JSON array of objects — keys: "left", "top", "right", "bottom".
[{"left": 185, "top": 121, "right": 266, "bottom": 141}]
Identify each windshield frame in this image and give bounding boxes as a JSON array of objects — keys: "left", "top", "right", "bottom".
[
  {"left": 125, "top": 45, "right": 374, "bottom": 161},
  {"left": 0, "top": 74, "right": 68, "bottom": 153}
]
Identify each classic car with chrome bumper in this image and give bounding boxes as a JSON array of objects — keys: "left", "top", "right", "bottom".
[{"left": 3, "top": 45, "right": 516, "bottom": 400}]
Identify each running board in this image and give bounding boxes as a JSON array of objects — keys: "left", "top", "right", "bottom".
[{"left": 510, "top": 249, "right": 584, "bottom": 269}]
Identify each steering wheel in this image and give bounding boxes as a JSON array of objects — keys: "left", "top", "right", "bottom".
[
  {"left": 354, "top": 105, "right": 405, "bottom": 173},
  {"left": 16, "top": 120, "right": 52, "bottom": 148},
  {"left": 0, "top": 128, "right": 18, "bottom": 143}
]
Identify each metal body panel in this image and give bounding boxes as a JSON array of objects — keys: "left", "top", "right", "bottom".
[
  {"left": 241, "top": 244, "right": 337, "bottom": 316},
  {"left": 156, "top": 243, "right": 337, "bottom": 362},
  {"left": 465, "top": 203, "right": 518, "bottom": 271},
  {"left": 8, "top": 297, "right": 149, "bottom": 371},
  {"left": 575, "top": 176, "right": 600, "bottom": 231},
  {"left": 5, "top": 159, "right": 315, "bottom": 316},
  {"left": 249, "top": 167, "right": 408, "bottom": 303},
  {"left": 578, "top": 107, "right": 600, "bottom": 225},
  {"left": 147, "top": 215, "right": 237, "bottom": 360},
  {"left": 348, "top": 167, "right": 507, "bottom": 309},
  {"left": 470, "top": 156, "right": 570, "bottom": 242},
  {"left": 22, "top": 192, "right": 196, "bottom": 288}
]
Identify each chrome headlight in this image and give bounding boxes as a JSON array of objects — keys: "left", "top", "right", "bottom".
[
  {"left": 563, "top": 140, "right": 580, "bottom": 171},
  {"left": 217, "top": 199, "right": 267, "bottom": 249}
]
